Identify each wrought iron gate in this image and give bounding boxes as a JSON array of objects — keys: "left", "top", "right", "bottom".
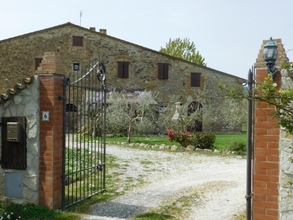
[{"left": 62, "top": 60, "right": 106, "bottom": 209}]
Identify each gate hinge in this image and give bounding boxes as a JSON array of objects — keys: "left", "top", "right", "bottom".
[
  {"left": 58, "top": 96, "right": 65, "bottom": 100},
  {"left": 245, "top": 193, "right": 253, "bottom": 200}
]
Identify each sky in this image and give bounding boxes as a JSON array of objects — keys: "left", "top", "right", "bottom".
[{"left": 1, "top": 0, "right": 293, "bottom": 80}]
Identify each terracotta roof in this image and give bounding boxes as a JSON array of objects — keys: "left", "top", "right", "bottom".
[{"left": 0, "top": 76, "right": 35, "bottom": 104}]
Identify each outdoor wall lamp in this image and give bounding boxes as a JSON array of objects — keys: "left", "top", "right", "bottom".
[{"left": 263, "top": 37, "right": 278, "bottom": 78}]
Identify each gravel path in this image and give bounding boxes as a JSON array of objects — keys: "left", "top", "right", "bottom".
[{"left": 81, "top": 145, "right": 246, "bottom": 220}]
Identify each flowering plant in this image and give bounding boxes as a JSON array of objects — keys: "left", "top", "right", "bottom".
[
  {"left": 0, "top": 212, "right": 21, "bottom": 220},
  {"left": 167, "top": 126, "right": 216, "bottom": 149},
  {"left": 167, "top": 126, "right": 191, "bottom": 147}
]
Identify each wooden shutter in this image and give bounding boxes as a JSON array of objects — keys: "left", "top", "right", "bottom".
[
  {"left": 158, "top": 63, "right": 168, "bottom": 79},
  {"left": 73, "top": 36, "right": 83, "bottom": 46},
  {"left": 118, "top": 62, "right": 129, "bottom": 78},
  {"left": 35, "top": 58, "right": 42, "bottom": 70},
  {"left": 163, "top": 64, "right": 168, "bottom": 79},
  {"left": 158, "top": 63, "right": 164, "bottom": 79},
  {"left": 118, "top": 62, "right": 124, "bottom": 78},
  {"left": 191, "top": 73, "right": 201, "bottom": 87},
  {"left": 123, "top": 62, "right": 129, "bottom": 78}
]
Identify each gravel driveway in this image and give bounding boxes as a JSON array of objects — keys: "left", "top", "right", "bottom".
[{"left": 82, "top": 145, "right": 246, "bottom": 220}]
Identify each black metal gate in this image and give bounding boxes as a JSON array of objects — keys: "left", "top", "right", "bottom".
[{"left": 61, "top": 60, "right": 106, "bottom": 209}]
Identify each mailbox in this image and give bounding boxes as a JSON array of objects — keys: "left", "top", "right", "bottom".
[
  {"left": 1, "top": 117, "right": 27, "bottom": 170},
  {"left": 7, "top": 122, "right": 22, "bottom": 142}
]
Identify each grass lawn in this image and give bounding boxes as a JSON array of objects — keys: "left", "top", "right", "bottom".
[
  {"left": 107, "top": 135, "right": 180, "bottom": 146},
  {"left": 214, "top": 133, "right": 246, "bottom": 151},
  {"left": 106, "top": 133, "right": 247, "bottom": 151}
]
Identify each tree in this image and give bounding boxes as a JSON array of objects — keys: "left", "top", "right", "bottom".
[
  {"left": 160, "top": 38, "right": 207, "bottom": 66},
  {"left": 106, "top": 90, "right": 158, "bottom": 143},
  {"left": 158, "top": 95, "right": 246, "bottom": 134},
  {"left": 219, "top": 72, "right": 293, "bottom": 133},
  {"left": 81, "top": 88, "right": 246, "bottom": 140},
  {"left": 79, "top": 91, "right": 105, "bottom": 138}
]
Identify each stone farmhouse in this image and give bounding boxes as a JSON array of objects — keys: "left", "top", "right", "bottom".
[{"left": 0, "top": 22, "right": 245, "bottom": 132}]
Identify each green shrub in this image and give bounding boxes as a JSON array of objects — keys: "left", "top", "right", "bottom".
[
  {"left": 229, "top": 141, "right": 246, "bottom": 155},
  {"left": 167, "top": 127, "right": 216, "bottom": 149},
  {"left": 190, "top": 132, "right": 216, "bottom": 149},
  {"left": 0, "top": 203, "right": 58, "bottom": 220},
  {"left": 133, "top": 119, "right": 156, "bottom": 136}
]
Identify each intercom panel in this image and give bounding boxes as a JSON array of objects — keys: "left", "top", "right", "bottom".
[{"left": 7, "top": 122, "right": 22, "bottom": 142}]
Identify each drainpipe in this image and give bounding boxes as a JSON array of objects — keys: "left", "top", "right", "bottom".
[{"left": 246, "top": 69, "right": 253, "bottom": 220}]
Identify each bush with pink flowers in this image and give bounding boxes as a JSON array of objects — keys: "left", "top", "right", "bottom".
[{"left": 167, "top": 126, "right": 216, "bottom": 149}]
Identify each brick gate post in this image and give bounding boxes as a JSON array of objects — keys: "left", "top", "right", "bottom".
[
  {"left": 253, "top": 68, "right": 281, "bottom": 220},
  {"left": 36, "top": 52, "right": 64, "bottom": 209}
]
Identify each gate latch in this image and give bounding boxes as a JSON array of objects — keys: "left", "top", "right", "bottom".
[{"left": 96, "top": 164, "right": 103, "bottom": 172}]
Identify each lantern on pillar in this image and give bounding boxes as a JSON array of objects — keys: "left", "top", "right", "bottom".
[{"left": 263, "top": 37, "right": 278, "bottom": 79}]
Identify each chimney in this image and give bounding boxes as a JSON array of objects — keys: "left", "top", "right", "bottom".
[
  {"left": 89, "top": 27, "right": 96, "bottom": 31},
  {"left": 99, "top": 29, "right": 107, "bottom": 35}
]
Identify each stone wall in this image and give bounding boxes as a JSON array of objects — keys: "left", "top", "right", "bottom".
[
  {"left": 0, "top": 76, "right": 40, "bottom": 204},
  {"left": 0, "top": 23, "right": 245, "bottom": 133},
  {"left": 279, "top": 69, "right": 293, "bottom": 220}
]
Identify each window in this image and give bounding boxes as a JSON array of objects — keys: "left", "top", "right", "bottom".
[
  {"left": 35, "top": 58, "right": 42, "bottom": 70},
  {"left": 117, "top": 62, "right": 129, "bottom": 78},
  {"left": 157, "top": 63, "right": 169, "bottom": 79},
  {"left": 72, "top": 36, "right": 83, "bottom": 46},
  {"left": 191, "top": 73, "right": 201, "bottom": 87},
  {"left": 73, "top": 63, "right": 80, "bottom": 71}
]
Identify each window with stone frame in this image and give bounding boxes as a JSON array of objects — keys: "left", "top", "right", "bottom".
[
  {"left": 157, "top": 63, "right": 169, "bottom": 79},
  {"left": 72, "top": 36, "right": 83, "bottom": 46},
  {"left": 73, "top": 63, "right": 80, "bottom": 71},
  {"left": 35, "top": 57, "right": 42, "bottom": 70},
  {"left": 191, "top": 72, "right": 201, "bottom": 87},
  {"left": 117, "top": 62, "right": 129, "bottom": 78}
]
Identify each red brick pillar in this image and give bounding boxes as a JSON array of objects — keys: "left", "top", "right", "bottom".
[
  {"left": 253, "top": 68, "right": 280, "bottom": 220},
  {"left": 36, "top": 52, "right": 65, "bottom": 209}
]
